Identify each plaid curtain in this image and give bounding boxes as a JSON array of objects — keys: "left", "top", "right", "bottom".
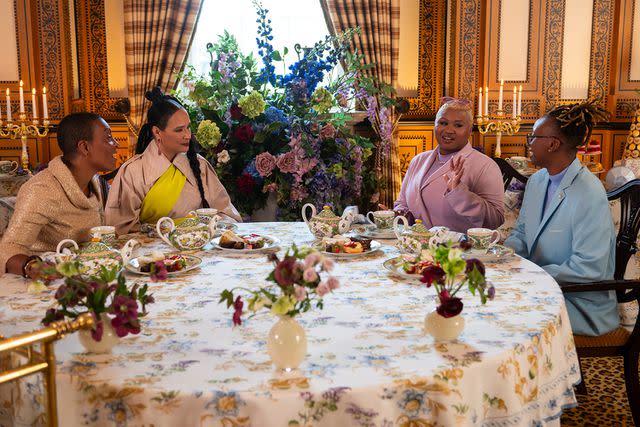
[
  {"left": 123, "top": 0, "right": 201, "bottom": 155},
  {"left": 321, "top": 0, "right": 401, "bottom": 207}
]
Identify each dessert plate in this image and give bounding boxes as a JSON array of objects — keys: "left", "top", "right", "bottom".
[
  {"left": 461, "top": 244, "right": 515, "bottom": 262},
  {"left": 210, "top": 235, "right": 280, "bottom": 253},
  {"left": 126, "top": 254, "right": 202, "bottom": 275},
  {"left": 360, "top": 228, "right": 397, "bottom": 239},
  {"left": 315, "top": 240, "right": 382, "bottom": 258},
  {"left": 382, "top": 257, "right": 423, "bottom": 281}
]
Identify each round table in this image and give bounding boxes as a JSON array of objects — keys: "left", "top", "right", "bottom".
[{"left": 0, "top": 222, "right": 580, "bottom": 426}]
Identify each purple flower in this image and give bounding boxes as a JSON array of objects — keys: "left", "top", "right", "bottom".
[
  {"left": 110, "top": 295, "right": 138, "bottom": 321},
  {"left": 273, "top": 256, "right": 297, "bottom": 287},
  {"left": 420, "top": 265, "right": 446, "bottom": 287},
  {"left": 91, "top": 315, "right": 104, "bottom": 341},
  {"left": 111, "top": 315, "right": 141, "bottom": 337},
  {"left": 436, "top": 290, "right": 463, "bottom": 318},
  {"left": 465, "top": 258, "right": 485, "bottom": 276},
  {"left": 487, "top": 285, "right": 496, "bottom": 300}
]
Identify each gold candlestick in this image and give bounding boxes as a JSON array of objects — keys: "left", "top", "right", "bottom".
[
  {"left": 476, "top": 110, "right": 521, "bottom": 158},
  {"left": 0, "top": 113, "right": 49, "bottom": 173}
]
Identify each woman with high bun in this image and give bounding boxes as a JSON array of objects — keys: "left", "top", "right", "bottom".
[
  {"left": 505, "top": 100, "right": 618, "bottom": 336},
  {"left": 106, "top": 87, "right": 240, "bottom": 234}
]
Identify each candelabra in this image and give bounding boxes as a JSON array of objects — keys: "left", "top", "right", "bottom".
[
  {"left": 0, "top": 113, "right": 49, "bottom": 173},
  {"left": 476, "top": 111, "right": 521, "bottom": 158}
]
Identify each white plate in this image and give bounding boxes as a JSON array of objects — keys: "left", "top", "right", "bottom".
[
  {"left": 213, "top": 221, "right": 238, "bottom": 237},
  {"left": 210, "top": 235, "right": 280, "bottom": 253},
  {"left": 315, "top": 240, "right": 382, "bottom": 258},
  {"left": 126, "top": 254, "right": 202, "bottom": 275},
  {"left": 382, "top": 257, "right": 424, "bottom": 281},
  {"left": 461, "top": 244, "right": 515, "bottom": 262}
]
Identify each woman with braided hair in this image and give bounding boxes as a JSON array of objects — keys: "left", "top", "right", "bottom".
[
  {"left": 505, "top": 100, "right": 618, "bottom": 336},
  {"left": 106, "top": 87, "right": 241, "bottom": 234}
]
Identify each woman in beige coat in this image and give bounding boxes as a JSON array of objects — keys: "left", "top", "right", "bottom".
[{"left": 106, "top": 87, "right": 241, "bottom": 234}]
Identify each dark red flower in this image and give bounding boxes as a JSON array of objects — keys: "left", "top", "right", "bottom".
[
  {"left": 232, "top": 296, "right": 243, "bottom": 326},
  {"left": 110, "top": 295, "right": 138, "bottom": 320},
  {"left": 420, "top": 265, "right": 446, "bottom": 287},
  {"left": 273, "top": 256, "right": 297, "bottom": 287},
  {"left": 230, "top": 103, "right": 243, "bottom": 119},
  {"left": 436, "top": 290, "right": 463, "bottom": 318},
  {"left": 111, "top": 316, "right": 141, "bottom": 337},
  {"left": 150, "top": 260, "right": 168, "bottom": 282},
  {"left": 237, "top": 173, "right": 256, "bottom": 194},
  {"left": 233, "top": 123, "right": 255, "bottom": 142},
  {"left": 91, "top": 316, "right": 104, "bottom": 341},
  {"left": 465, "top": 258, "right": 485, "bottom": 276}
]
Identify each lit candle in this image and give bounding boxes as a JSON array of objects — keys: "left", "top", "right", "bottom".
[
  {"left": 484, "top": 86, "right": 489, "bottom": 116},
  {"left": 518, "top": 85, "right": 522, "bottom": 116},
  {"left": 478, "top": 87, "right": 483, "bottom": 117},
  {"left": 512, "top": 86, "right": 517, "bottom": 119},
  {"left": 5, "top": 88, "right": 11, "bottom": 121},
  {"left": 19, "top": 80, "right": 24, "bottom": 113},
  {"left": 31, "top": 88, "right": 37, "bottom": 119},
  {"left": 498, "top": 79, "right": 504, "bottom": 111},
  {"left": 42, "top": 87, "right": 48, "bottom": 119}
]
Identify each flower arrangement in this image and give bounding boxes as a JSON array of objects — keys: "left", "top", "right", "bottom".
[
  {"left": 420, "top": 244, "right": 495, "bottom": 318},
  {"left": 219, "top": 245, "right": 338, "bottom": 325},
  {"left": 179, "top": 1, "right": 399, "bottom": 220},
  {"left": 41, "top": 263, "right": 154, "bottom": 342}
]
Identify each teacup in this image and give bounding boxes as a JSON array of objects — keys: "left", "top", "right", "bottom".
[
  {"left": 467, "top": 228, "right": 501, "bottom": 251},
  {"left": 0, "top": 160, "right": 18, "bottom": 175},
  {"left": 509, "top": 156, "right": 529, "bottom": 171},
  {"left": 90, "top": 225, "right": 116, "bottom": 246},
  {"left": 188, "top": 208, "right": 221, "bottom": 224},
  {"left": 366, "top": 210, "right": 395, "bottom": 229}
]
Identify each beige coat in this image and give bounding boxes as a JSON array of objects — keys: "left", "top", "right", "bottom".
[
  {"left": 0, "top": 156, "right": 105, "bottom": 274},
  {"left": 105, "top": 140, "right": 241, "bottom": 234}
]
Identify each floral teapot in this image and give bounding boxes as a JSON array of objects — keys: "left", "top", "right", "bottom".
[
  {"left": 55, "top": 237, "right": 140, "bottom": 276},
  {"left": 393, "top": 217, "right": 448, "bottom": 254},
  {"left": 156, "top": 215, "right": 217, "bottom": 251},
  {"left": 302, "top": 204, "right": 354, "bottom": 239}
]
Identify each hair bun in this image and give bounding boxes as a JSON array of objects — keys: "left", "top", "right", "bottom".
[{"left": 145, "top": 86, "right": 165, "bottom": 104}]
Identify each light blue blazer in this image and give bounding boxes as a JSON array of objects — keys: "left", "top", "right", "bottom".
[{"left": 505, "top": 158, "right": 619, "bottom": 336}]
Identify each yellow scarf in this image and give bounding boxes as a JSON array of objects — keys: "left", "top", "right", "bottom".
[{"left": 139, "top": 164, "right": 187, "bottom": 225}]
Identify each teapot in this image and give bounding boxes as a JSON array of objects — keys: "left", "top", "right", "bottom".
[
  {"left": 393, "top": 217, "right": 448, "bottom": 254},
  {"left": 302, "top": 204, "right": 354, "bottom": 239},
  {"left": 55, "top": 238, "right": 140, "bottom": 276},
  {"left": 156, "top": 216, "right": 217, "bottom": 250}
]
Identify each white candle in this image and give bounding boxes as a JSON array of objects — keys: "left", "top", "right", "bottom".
[
  {"left": 19, "top": 80, "right": 24, "bottom": 113},
  {"left": 478, "top": 87, "right": 483, "bottom": 117},
  {"left": 5, "top": 88, "right": 11, "bottom": 121},
  {"left": 484, "top": 86, "right": 489, "bottom": 116},
  {"left": 498, "top": 79, "right": 504, "bottom": 111},
  {"left": 512, "top": 86, "right": 517, "bottom": 119},
  {"left": 518, "top": 85, "right": 522, "bottom": 116},
  {"left": 42, "top": 87, "right": 48, "bottom": 119},
  {"left": 31, "top": 88, "right": 37, "bottom": 119}
]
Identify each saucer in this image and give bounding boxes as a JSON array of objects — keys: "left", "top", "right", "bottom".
[
  {"left": 462, "top": 245, "right": 515, "bottom": 262},
  {"left": 360, "top": 228, "right": 396, "bottom": 239}
]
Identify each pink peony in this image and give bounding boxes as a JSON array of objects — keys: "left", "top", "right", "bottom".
[
  {"left": 303, "top": 268, "right": 318, "bottom": 283},
  {"left": 319, "top": 123, "right": 337, "bottom": 140},
  {"left": 294, "top": 284, "right": 307, "bottom": 302},
  {"left": 255, "top": 152, "right": 277, "bottom": 177},
  {"left": 327, "top": 276, "right": 339, "bottom": 290},
  {"left": 316, "top": 281, "right": 329, "bottom": 297},
  {"left": 321, "top": 257, "right": 334, "bottom": 272},
  {"left": 304, "top": 252, "right": 321, "bottom": 269},
  {"left": 276, "top": 151, "right": 297, "bottom": 173}
]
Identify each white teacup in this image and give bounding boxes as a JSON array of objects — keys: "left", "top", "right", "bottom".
[
  {"left": 429, "top": 226, "right": 450, "bottom": 244},
  {"left": 0, "top": 160, "right": 18, "bottom": 175},
  {"left": 467, "top": 228, "right": 500, "bottom": 250},
  {"left": 188, "top": 208, "right": 221, "bottom": 224},
  {"left": 366, "top": 210, "right": 395, "bottom": 229},
  {"left": 90, "top": 225, "right": 116, "bottom": 246}
]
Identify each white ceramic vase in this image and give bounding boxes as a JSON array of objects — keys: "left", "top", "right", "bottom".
[
  {"left": 267, "top": 315, "right": 307, "bottom": 371},
  {"left": 78, "top": 313, "right": 120, "bottom": 353},
  {"left": 424, "top": 310, "right": 465, "bottom": 341}
]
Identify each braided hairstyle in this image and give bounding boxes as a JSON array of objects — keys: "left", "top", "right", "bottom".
[
  {"left": 545, "top": 99, "right": 610, "bottom": 150},
  {"left": 136, "top": 86, "right": 210, "bottom": 208}
]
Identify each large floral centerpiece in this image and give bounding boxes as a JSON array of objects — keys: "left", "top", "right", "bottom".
[{"left": 179, "top": 1, "right": 398, "bottom": 220}]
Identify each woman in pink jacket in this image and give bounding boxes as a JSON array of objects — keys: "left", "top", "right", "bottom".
[{"left": 394, "top": 98, "right": 504, "bottom": 233}]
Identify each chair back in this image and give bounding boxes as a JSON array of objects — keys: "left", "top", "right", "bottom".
[
  {"left": 492, "top": 157, "right": 529, "bottom": 191},
  {"left": 607, "top": 179, "right": 640, "bottom": 284}
]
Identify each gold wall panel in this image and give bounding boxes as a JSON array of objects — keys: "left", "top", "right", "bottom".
[{"left": 397, "top": 122, "right": 434, "bottom": 177}]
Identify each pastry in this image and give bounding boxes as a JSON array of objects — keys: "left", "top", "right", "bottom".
[
  {"left": 242, "top": 234, "right": 266, "bottom": 249},
  {"left": 219, "top": 230, "right": 245, "bottom": 249},
  {"left": 342, "top": 241, "right": 363, "bottom": 253},
  {"left": 349, "top": 236, "right": 371, "bottom": 251}
]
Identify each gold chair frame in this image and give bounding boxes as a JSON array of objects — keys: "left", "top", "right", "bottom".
[{"left": 0, "top": 313, "right": 94, "bottom": 427}]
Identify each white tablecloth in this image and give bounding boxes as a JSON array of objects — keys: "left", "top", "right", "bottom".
[{"left": 0, "top": 222, "right": 580, "bottom": 426}]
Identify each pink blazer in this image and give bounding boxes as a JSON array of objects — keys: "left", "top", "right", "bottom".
[{"left": 394, "top": 143, "right": 505, "bottom": 233}]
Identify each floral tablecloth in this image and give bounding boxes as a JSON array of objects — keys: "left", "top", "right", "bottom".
[{"left": 0, "top": 222, "right": 580, "bottom": 427}]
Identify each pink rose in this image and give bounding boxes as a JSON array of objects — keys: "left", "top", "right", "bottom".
[
  {"left": 303, "top": 268, "right": 318, "bottom": 283},
  {"left": 319, "top": 123, "right": 336, "bottom": 140},
  {"left": 304, "top": 252, "right": 321, "bottom": 269},
  {"left": 316, "top": 281, "right": 329, "bottom": 297},
  {"left": 321, "top": 257, "right": 334, "bottom": 272},
  {"left": 327, "top": 276, "right": 339, "bottom": 290},
  {"left": 255, "top": 152, "right": 277, "bottom": 177},
  {"left": 277, "top": 151, "right": 297, "bottom": 173},
  {"left": 294, "top": 285, "right": 307, "bottom": 302}
]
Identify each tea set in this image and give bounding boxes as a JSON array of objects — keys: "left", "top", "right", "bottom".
[
  {"left": 0, "top": 160, "right": 19, "bottom": 176},
  {"left": 52, "top": 236, "right": 140, "bottom": 277}
]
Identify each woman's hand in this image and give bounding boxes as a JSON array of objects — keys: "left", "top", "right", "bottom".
[{"left": 444, "top": 156, "right": 465, "bottom": 192}]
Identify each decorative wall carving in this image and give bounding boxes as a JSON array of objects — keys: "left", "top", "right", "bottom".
[
  {"left": 37, "top": 0, "right": 66, "bottom": 119},
  {"left": 542, "top": 0, "right": 564, "bottom": 111},
  {"left": 456, "top": 0, "right": 481, "bottom": 102},
  {"left": 589, "top": 0, "right": 614, "bottom": 104}
]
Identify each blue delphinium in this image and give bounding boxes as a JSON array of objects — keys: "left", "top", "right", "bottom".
[
  {"left": 263, "top": 106, "right": 287, "bottom": 123},
  {"left": 254, "top": 1, "right": 276, "bottom": 86}
]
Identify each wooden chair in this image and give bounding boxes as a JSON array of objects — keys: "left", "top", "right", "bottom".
[
  {"left": 558, "top": 179, "right": 640, "bottom": 425},
  {"left": 492, "top": 157, "right": 529, "bottom": 191},
  {"left": 0, "top": 313, "right": 94, "bottom": 427}
]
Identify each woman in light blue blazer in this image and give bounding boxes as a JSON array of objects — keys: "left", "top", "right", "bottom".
[{"left": 505, "top": 101, "right": 619, "bottom": 336}]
